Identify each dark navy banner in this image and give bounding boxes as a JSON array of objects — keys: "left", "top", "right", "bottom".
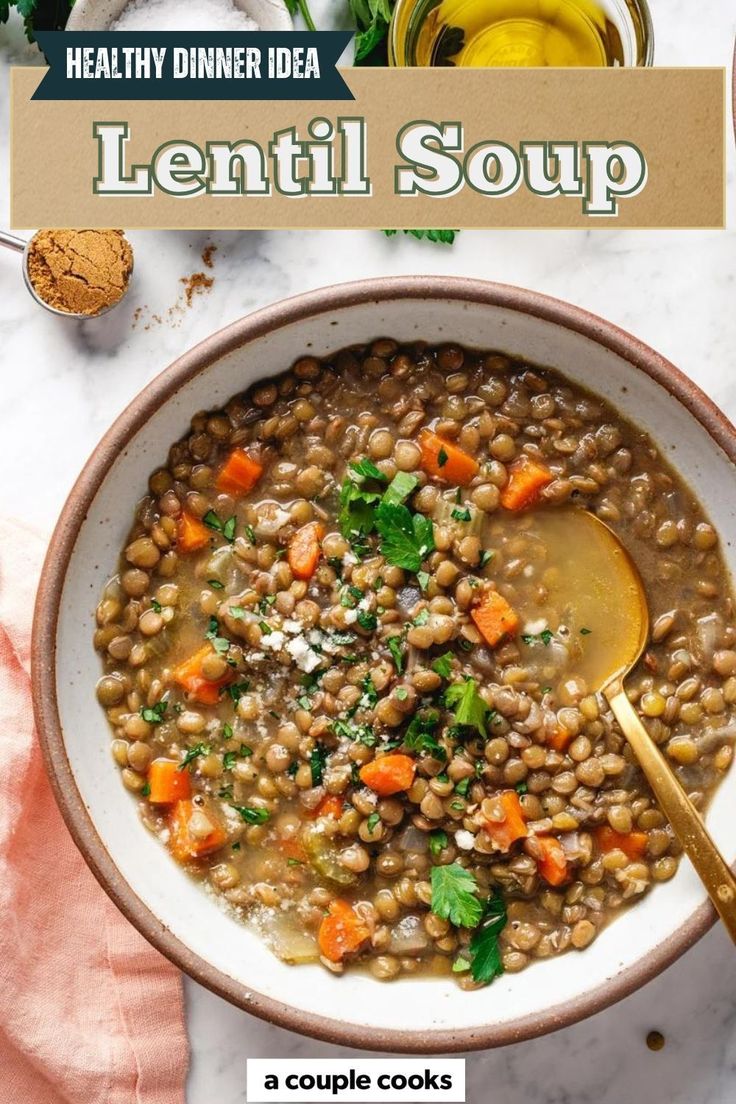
[{"left": 33, "top": 31, "right": 354, "bottom": 101}]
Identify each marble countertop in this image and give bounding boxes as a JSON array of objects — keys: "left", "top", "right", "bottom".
[{"left": 2, "top": 1, "right": 736, "bottom": 1100}]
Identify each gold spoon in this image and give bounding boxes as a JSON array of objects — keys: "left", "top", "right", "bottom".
[{"left": 528, "top": 506, "right": 736, "bottom": 941}]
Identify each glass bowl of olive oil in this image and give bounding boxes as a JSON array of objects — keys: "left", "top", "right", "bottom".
[{"left": 389, "top": 0, "right": 653, "bottom": 67}]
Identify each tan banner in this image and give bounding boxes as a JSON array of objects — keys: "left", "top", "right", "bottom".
[{"left": 11, "top": 67, "right": 724, "bottom": 229}]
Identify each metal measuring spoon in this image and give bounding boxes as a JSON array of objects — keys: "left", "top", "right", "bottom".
[
  {"left": 513, "top": 505, "right": 736, "bottom": 940},
  {"left": 0, "top": 229, "right": 133, "bottom": 319}
]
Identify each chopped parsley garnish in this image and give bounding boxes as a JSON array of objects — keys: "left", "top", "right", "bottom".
[
  {"left": 413, "top": 608, "right": 430, "bottom": 626},
  {"left": 208, "top": 578, "right": 224, "bottom": 590},
  {"left": 223, "top": 751, "right": 237, "bottom": 771},
  {"left": 455, "top": 777, "right": 470, "bottom": 796},
  {"left": 387, "top": 635, "right": 405, "bottom": 673},
  {"left": 350, "top": 457, "right": 388, "bottom": 483},
  {"left": 332, "top": 719, "right": 376, "bottom": 746},
  {"left": 244, "top": 524, "right": 256, "bottom": 545},
  {"left": 357, "top": 609, "right": 378, "bottom": 632},
  {"left": 287, "top": 857, "right": 303, "bottom": 866},
  {"left": 445, "top": 678, "right": 492, "bottom": 737},
  {"left": 203, "top": 510, "right": 236, "bottom": 543},
  {"left": 522, "top": 629, "right": 554, "bottom": 647},
  {"left": 395, "top": 687, "right": 408, "bottom": 701},
  {"left": 431, "top": 652, "right": 454, "bottom": 679},
  {"left": 178, "top": 742, "right": 210, "bottom": 771},
  {"left": 366, "top": 812, "right": 381, "bottom": 833},
  {"left": 429, "top": 828, "right": 448, "bottom": 857},
  {"left": 259, "top": 621, "right": 273, "bottom": 635},
  {"left": 359, "top": 675, "right": 378, "bottom": 710},
  {"left": 375, "top": 500, "right": 435, "bottom": 573},
  {"left": 229, "top": 605, "right": 246, "bottom": 620},
  {"left": 140, "top": 782, "right": 151, "bottom": 797},
  {"left": 151, "top": 598, "right": 162, "bottom": 614},
  {"left": 205, "top": 616, "right": 231, "bottom": 654},
  {"left": 515, "top": 781, "right": 528, "bottom": 795},
  {"left": 222, "top": 722, "right": 233, "bottom": 740},
  {"left": 430, "top": 863, "right": 484, "bottom": 929},
  {"left": 328, "top": 556, "right": 344, "bottom": 577},
  {"left": 451, "top": 506, "right": 472, "bottom": 522},
  {"left": 417, "top": 570, "right": 430, "bottom": 592},
  {"left": 338, "top": 462, "right": 385, "bottom": 538},
  {"left": 467, "top": 890, "right": 507, "bottom": 985},
  {"left": 438, "top": 446, "right": 449, "bottom": 468},
  {"left": 479, "top": 550, "right": 494, "bottom": 568},
  {"left": 227, "top": 681, "right": 250, "bottom": 705},
  {"left": 309, "top": 743, "right": 329, "bottom": 785},
  {"left": 231, "top": 842, "right": 241, "bottom": 851},
  {"left": 141, "top": 700, "right": 168, "bottom": 725},
  {"left": 231, "top": 805, "right": 270, "bottom": 825},
  {"left": 404, "top": 708, "right": 445, "bottom": 758},
  {"left": 580, "top": 627, "right": 592, "bottom": 635}
]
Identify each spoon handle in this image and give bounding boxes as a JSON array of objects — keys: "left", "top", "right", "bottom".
[
  {"left": 0, "top": 230, "right": 26, "bottom": 254},
  {"left": 606, "top": 683, "right": 736, "bottom": 944}
]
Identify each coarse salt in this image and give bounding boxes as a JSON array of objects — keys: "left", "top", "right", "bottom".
[{"left": 112, "top": 0, "right": 259, "bottom": 31}]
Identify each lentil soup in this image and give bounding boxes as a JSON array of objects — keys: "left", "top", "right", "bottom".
[{"left": 94, "top": 340, "right": 736, "bottom": 987}]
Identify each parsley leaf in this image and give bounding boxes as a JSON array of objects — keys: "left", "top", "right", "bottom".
[
  {"left": 231, "top": 805, "right": 270, "bottom": 825},
  {"left": 357, "top": 609, "right": 378, "bottom": 632},
  {"left": 445, "top": 678, "right": 491, "bottom": 737},
  {"left": 468, "top": 890, "right": 507, "bottom": 985},
  {"left": 431, "top": 652, "right": 454, "bottom": 679},
  {"left": 178, "top": 742, "right": 210, "bottom": 771},
  {"left": 309, "top": 743, "right": 329, "bottom": 785},
  {"left": 350, "top": 457, "right": 388, "bottom": 483},
  {"left": 208, "top": 578, "right": 224, "bottom": 590},
  {"left": 522, "top": 629, "right": 554, "bottom": 647},
  {"left": 404, "top": 708, "right": 445, "bottom": 758},
  {"left": 429, "top": 828, "right": 448, "bottom": 857},
  {"left": 141, "top": 700, "right": 168, "bottom": 725},
  {"left": 451, "top": 506, "right": 472, "bottom": 522},
  {"left": 387, "top": 634, "right": 405, "bottom": 674},
  {"left": 203, "top": 510, "right": 236, "bottom": 543},
  {"left": 382, "top": 229, "right": 459, "bottom": 246},
  {"left": 430, "top": 863, "right": 484, "bottom": 928},
  {"left": 375, "top": 501, "right": 435, "bottom": 572}
]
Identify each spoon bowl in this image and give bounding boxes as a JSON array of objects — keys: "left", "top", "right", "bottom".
[
  {"left": 532, "top": 505, "right": 736, "bottom": 939},
  {"left": 0, "top": 229, "right": 133, "bottom": 320}
]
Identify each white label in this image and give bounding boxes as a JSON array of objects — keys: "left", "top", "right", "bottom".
[{"left": 246, "top": 1058, "right": 466, "bottom": 1103}]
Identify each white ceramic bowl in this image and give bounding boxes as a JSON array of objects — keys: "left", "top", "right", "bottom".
[
  {"left": 66, "top": 0, "right": 293, "bottom": 32},
  {"left": 33, "top": 277, "right": 736, "bottom": 1051}
]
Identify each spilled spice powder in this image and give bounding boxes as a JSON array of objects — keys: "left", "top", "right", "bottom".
[
  {"left": 181, "top": 270, "right": 214, "bottom": 307},
  {"left": 27, "top": 229, "right": 133, "bottom": 317}
]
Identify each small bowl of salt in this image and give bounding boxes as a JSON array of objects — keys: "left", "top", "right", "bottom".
[{"left": 67, "top": 0, "right": 293, "bottom": 33}]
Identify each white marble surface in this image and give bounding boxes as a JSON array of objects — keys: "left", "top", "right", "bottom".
[{"left": 3, "top": 1, "right": 736, "bottom": 1100}]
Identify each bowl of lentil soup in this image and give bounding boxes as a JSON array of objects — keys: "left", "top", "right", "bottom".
[{"left": 33, "top": 277, "right": 736, "bottom": 1051}]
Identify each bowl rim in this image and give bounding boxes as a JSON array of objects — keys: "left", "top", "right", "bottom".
[{"left": 31, "top": 274, "right": 736, "bottom": 1053}]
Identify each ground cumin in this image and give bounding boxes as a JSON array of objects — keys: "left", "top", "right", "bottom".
[{"left": 27, "top": 229, "right": 133, "bottom": 316}]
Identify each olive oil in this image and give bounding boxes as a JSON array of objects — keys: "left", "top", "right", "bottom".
[{"left": 416, "top": 0, "right": 625, "bottom": 67}]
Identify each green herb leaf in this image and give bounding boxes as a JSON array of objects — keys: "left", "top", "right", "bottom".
[
  {"left": 350, "top": 457, "right": 388, "bottom": 483},
  {"left": 522, "top": 629, "right": 554, "bottom": 647},
  {"left": 445, "top": 678, "right": 491, "bottom": 737},
  {"left": 429, "top": 828, "right": 448, "bottom": 857},
  {"left": 580, "top": 627, "right": 592, "bottom": 635},
  {"left": 141, "top": 700, "right": 168, "bottom": 725},
  {"left": 452, "top": 956, "right": 471, "bottom": 973},
  {"left": 227, "top": 681, "right": 250, "bottom": 705},
  {"left": 140, "top": 782, "right": 151, "bottom": 797},
  {"left": 223, "top": 517, "right": 237, "bottom": 542},
  {"left": 430, "top": 863, "right": 484, "bottom": 928},
  {"left": 451, "top": 506, "right": 472, "bottom": 522},
  {"left": 223, "top": 750, "right": 237, "bottom": 771},
  {"left": 387, "top": 635, "right": 405, "bottom": 674},
  {"left": 231, "top": 804, "right": 270, "bottom": 825},
  {"left": 178, "top": 742, "right": 210, "bottom": 771},
  {"left": 417, "top": 570, "right": 430, "bottom": 592},
  {"left": 468, "top": 891, "right": 507, "bottom": 985},
  {"left": 309, "top": 743, "right": 329, "bottom": 786},
  {"left": 208, "top": 578, "right": 224, "bottom": 590},
  {"left": 431, "top": 652, "right": 454, "bottom": 679},
  {"left": 375, "top": 501, "right": 435, "bottom": 572},
  {"left": 479, "top": 550, "right": 494, "bottom": 568},
  {"left": 404, "top": 708, "right": 444, "bottom": 758},
  {"left": 357, "top": 609, "right": 378, "bottom": 632},
  {"left": 366, "top": 812, "right": 380, "bottom": 833},
  {"left": 150, "top": 598, "right": 162, "bottom": 614},
  {"left": 382, "top": 229, "right": 459, "bottom": 245}
]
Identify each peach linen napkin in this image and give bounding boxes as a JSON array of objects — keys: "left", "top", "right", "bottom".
[{"left": 0, "top": 519, "right": 189, "bottom": 1104}]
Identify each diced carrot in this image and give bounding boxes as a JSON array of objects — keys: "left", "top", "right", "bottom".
[
  {"left": 278, "top": 837, "right": 308, "bottom": 864},
  {"left": 484, "top": 790, "right": 528, "bottom": 851},
  {"left": 548, "top": 727, "right": 574, "bottom": 753},
  {"left": 148, "top": 758, "right": 192, "bottom": 804},
  {"left": 593, "top": 826, "right": 648, "bottom": 861},
  {"left": 168, "top": 799, "right": 227, "bottom": 863},
  {"left": 318, "top": 899, "right": 370, "bottom": 963},
  {"left": 471, "top": 591, "right": 520, "bottom": 647},
  {"left": 359, "top": 754, "right": 416, "bottom": 796},
  {"left": 536, "top": 836, "right": 569, "bottom": 886},
  {"left": 310, "top": 794, "right": 345, "bottom": 820},
  {"left": 418, "top": 429, "right": 479, "bottom": 486},
  {"left": 176, "top": 511, "right": 211, "bottom": 554},
  {"left": 215, "top": 448, "right": 263, "bottom": 497},
  {"left": 500, "top": 456, "right": 554, "bottom": 512},
  {"left": 171, "top": 645, "right": 231, "bottom": 705},
  {"left": 288, "top": 521, "right": 325, "bottom": 581}
]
